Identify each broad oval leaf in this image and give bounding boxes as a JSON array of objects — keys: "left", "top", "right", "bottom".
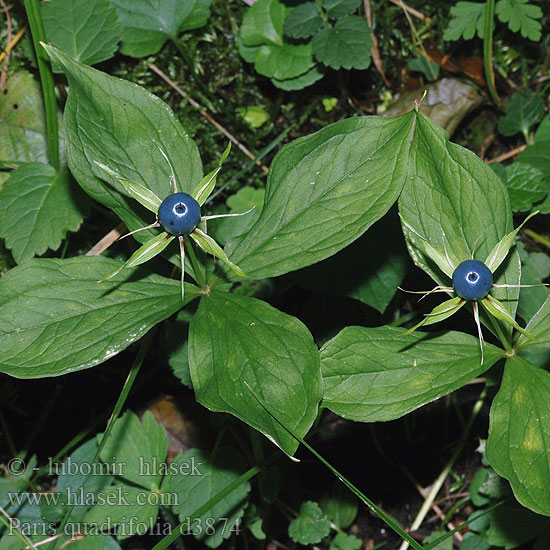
[
  {"left": 516, "top": 294, "right": 550, "bottom": 350},
  {"left": 240, "top": 0, "right": 287, "bottom": 47},
  {"left": 42, "top": 45, "right": 203, "bottom": 238},
  {"left": 227, "top": 112, "right": 416, "bottom": 279},
  {"left": 320, "top": 326, "right": 503, "bottom": 422},
  {"left": 0, "top": 256, "right": 198, "bottom": 378},
  {"left": 398, "top": 113, "right": 521, "bottom": 330},
  {"left": 188, "top": 290, "right": 321, "bottom": 456},
  {"left": 42, "top": 0, "right": 122, "bottom": 68},
  {"left": 486, "top": 356, "right": 550, "bottom": 516},
  {"left": 0, "top": 163, "right": 87, "bottom": 263}
]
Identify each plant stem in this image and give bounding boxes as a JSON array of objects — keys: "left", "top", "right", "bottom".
[
  {"left": 524, "top": 228, "right": 550, "bottom": 250},
  {"left": 398, "top": 387, "right": 487, "bottom": 550},
  {"left": 23, "top": 0, "right": 59, "bottom": 170},
  {"left": 483, "top": 0, "right": 501, "bottom": 108},
  {"left": 186, "top": 239, "right": 207, "bottom": 289}
]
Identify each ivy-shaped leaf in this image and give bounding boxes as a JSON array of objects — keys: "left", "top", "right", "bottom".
[
  {"left": 443, "top": 1, "right": 486, "bottom": 41},
  {"left": 41, "top": 0, "right": 122, "bottom": 68},
  {"left": 0, "top": 163, "right": 87, "bottom": 263},
  {"left": 495, "top": 0, "right": 543, "bottom": 41},
  {"left": 312, "top": 16, "right": 373, "bottom": 70},
  {"left": 497, "top": 89, "right": 544, "bottom": 138}
]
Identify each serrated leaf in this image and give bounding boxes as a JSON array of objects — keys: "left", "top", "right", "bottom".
[
  {"left": 288, "top": 502, "right": 331, "bottom": 545},
  {"left": 322, "top": 0, "right": 362, "bottom": 19},
  {"left": 240, "top": 0, "right": 287, "bottom": 47},
  {"left": 495, "top": 0, "right": 543, "bottom": 41},
  {"left": 83, "top": 483, "right": 158, "bottom": 540},
  {"left": 443, "top": 1, "right": 486, "bottom": 41},
  {"left": 486, "top": 356, "right": 550, "bottom": 515},
  {"left": 227, "top": 112, "right": 416, "bottom": 279},
  {"left": 41, "top": 0, "right": 121, "bottom": 68},
  {"left": 0, "top": 163, "right": 87, "bottom": 263},
  {"left": 330, "top": 533, "right": 363, "bottom": 550},
  {"left": 0, "top": 71, "right": 65, "bottom": 169},
  {"left": 497, "top": 89, "right": 544, "bottom": 138},
  {"left": 0, "top": 257, "right": 198, "bottom": 378},
  {"left": 283, "top": 3, "right": 323, "bottom": 39},
  {"left": 255, "top": 42, "right": 316, "bottom": 80},
  {"left": 111, "top": 0, "right": 211, "bottom": 57},
  {"left": 504, "top": 162, "right": 546, "bottom": 212},
  {"left": 271, "top": 65, "right": 324, "bottom": 90},
  {"left": 99, "top": 410, "right": 168, "bottom": 489},
  {"left": 312, "top": 16, "right": 373, "bottom": 70},
  {"left": 42, "top": 45, "right": 202, "bottom": 240},
  {"left": 320, "top": 326, "right": 503, "bottom": 422},
  {"left": 188, "top": 290, "right": 321, "bottom": 456},
  {"left": 169, "top": 448, "right": 250, "bottom": 548}
]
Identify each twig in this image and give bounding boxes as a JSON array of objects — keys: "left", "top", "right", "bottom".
[
  {"left": 486, "top": 144, "right": 527, "bottom": 164},
  {"left": 0, "top": 26, "right": 26, "bottom": 63},
  {"left": 0, "top": 0, "right": 13, "bottom": 88},
  {"left": 148, "top": 63, "right": 269, "bottom": 174},
  {"left": 363, "top": 0, "right": 392, "bottom": 88},
  {"left": 85, "top": 223, "right": 125, "bottom": 256},
  {"left": 386, "top": 0, "right": 431, "bottom": 22}
]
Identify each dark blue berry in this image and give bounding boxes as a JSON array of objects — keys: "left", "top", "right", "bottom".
[
  {"left": 452, "top": 260, "right": 493, "bottom": 301},
  {"left": 158, "top": 193, "right": 201, "bottom": 236}
]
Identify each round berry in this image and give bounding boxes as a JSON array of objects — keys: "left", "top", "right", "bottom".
[
  {"left": 158, "top": 193, "right": 201, "bottom": 236},
  {"left": 452, "top": 260, "right": 493, "bottom": 301}
]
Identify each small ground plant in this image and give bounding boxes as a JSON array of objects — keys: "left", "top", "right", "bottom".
[{"left": 0, "top": 1, "right": 549, "bottom": 549}]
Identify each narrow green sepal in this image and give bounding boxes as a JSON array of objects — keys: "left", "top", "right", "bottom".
[
  {"left": 485, "top": 211, "right": 538, "bottom": 273},
  {"left": 190, "top": 228, "right": 247, "bottom": 278},
  {"left": 481, "top": 296, "right": 534, "bottom": 339},
  {"left": 399, "top": 214, "right": 456, "bottom": 278},
  {"left": 93, "top": 161, "right": 162, "bottom": 213},
  {"left": 193, "top": 142, "right": 232, "bottom": 206},
  {"left": 402, "top": 296, "right": 465, "bottom": 335},
  {"left": 99, "top": 232, "right": 174, "bottom": 282}
]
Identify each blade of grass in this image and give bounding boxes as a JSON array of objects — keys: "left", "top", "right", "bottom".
[
  {"left": 243, "top": 382, "right": 425, "bottom": 550},
  {"left": 23, "top": 2, "right": 59, "bottom": 170}
]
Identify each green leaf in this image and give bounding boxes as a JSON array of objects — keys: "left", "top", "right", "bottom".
[
  {"left": 517, "top": 262, "right": 550, "bottom": 322},
  {"left": 41, "top": 0, "right": 121, "bottom": 67},
  {"left": 497, "top": 89, "right": 545, "bottom": 138},
  {"left": 181, "top": 0, "right": 213, "bottom": 32},
  {"left": 402, "top": 296, "right": 465, "bottom": 335},
  {"left": 495, "top": 0, "right": 543, "bottom": 41},
  {"left": 534, "top": 116, "right": 550, "bottom": 142},
  {"left": 42, "top": 44, "right": 202, "bottom": 239},
  {"left": 408, "top": 57, "right": 440, "bottom": 81},
  {"left": 320, "top": 326, "right": 503, "bottom": 422},
  {"left": 110, "top": 0, "right": 209, "bottom": 57},
  {"left": 283, "top": 3, "right": 323, "bottom": 39},
  {"left": 237, "top": 106, "right": 270, "bottom": 129},
  {"left": 240, "top": 0, "right": 287, "bottom": 47},
  {"left": 517, "top": 140, "right": 550, "bottom": 186},
  {"left": 288, "top": 502, "right": 331, "bottom": 545},
  {"left": 255, "top": 42, "right": 316, "bottom": 80},
  {"left": 423, "top": 531, "right": 453, "bottom": 550},
  {"left": 504, "top": 162, "right": 546, "bottom": 212},
  {"left": 481, "top": 295, "right": 531, "bottom": 337},
  {"left": 193, "top": 142, "right": 231, "bottom": 206},
  {"left": 100, "top": 232, "right": 174, "bottom": 281},
  {"left": 0, "top": 256, "right": 197, "bottom": 378},
  {"left": 0, "top": 71, "right": 64, "bottom": 169},
  {"left": 169, "top": 448, "right": 250, "bottom": 548},
  {"left": 330, "top": 532, "right": 363, "bottom": 550},
  {"left": 443, "top": 1, "right": 486, "bottom": 41},
  {"left": 487, "top": 504, "right": 549, "bottom": 548},
  {"left": 99, "top": 411, "right": 168, "bottom": 489},
  {"left": 322, "top": 0, "right": 362, "bottom": 19},
  {"left": 320, "top": 482, "right": 358, "bottom": 529},
  {"left": 188, "top": 290, "right": 321, "bottom": 456},
  {"left": 227, "top": 112, "right": 416, "bottom": 279},
  {"left": 84, "top": 483, "right": 159, "bottom": 540},
  {"left": 271, "top": 65, "right": 324, "bottom": 90},
  {"left": 398, "top": 113, "right": 520, "bottom": 330},
  {"left": 294, "top": 213, "right": 409, "bottom": 314},
  {"left": 486, "top": 356, "right": 550, "bottom": 515},
  {"left": 0, "top": 163, "right": 87, "bottom": 263},
  {"left": 312, "top": 16, "right": 373, "bottom": 70},
  {"left": 516, "top": 294, "right": 550, "bottom": 350}
]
